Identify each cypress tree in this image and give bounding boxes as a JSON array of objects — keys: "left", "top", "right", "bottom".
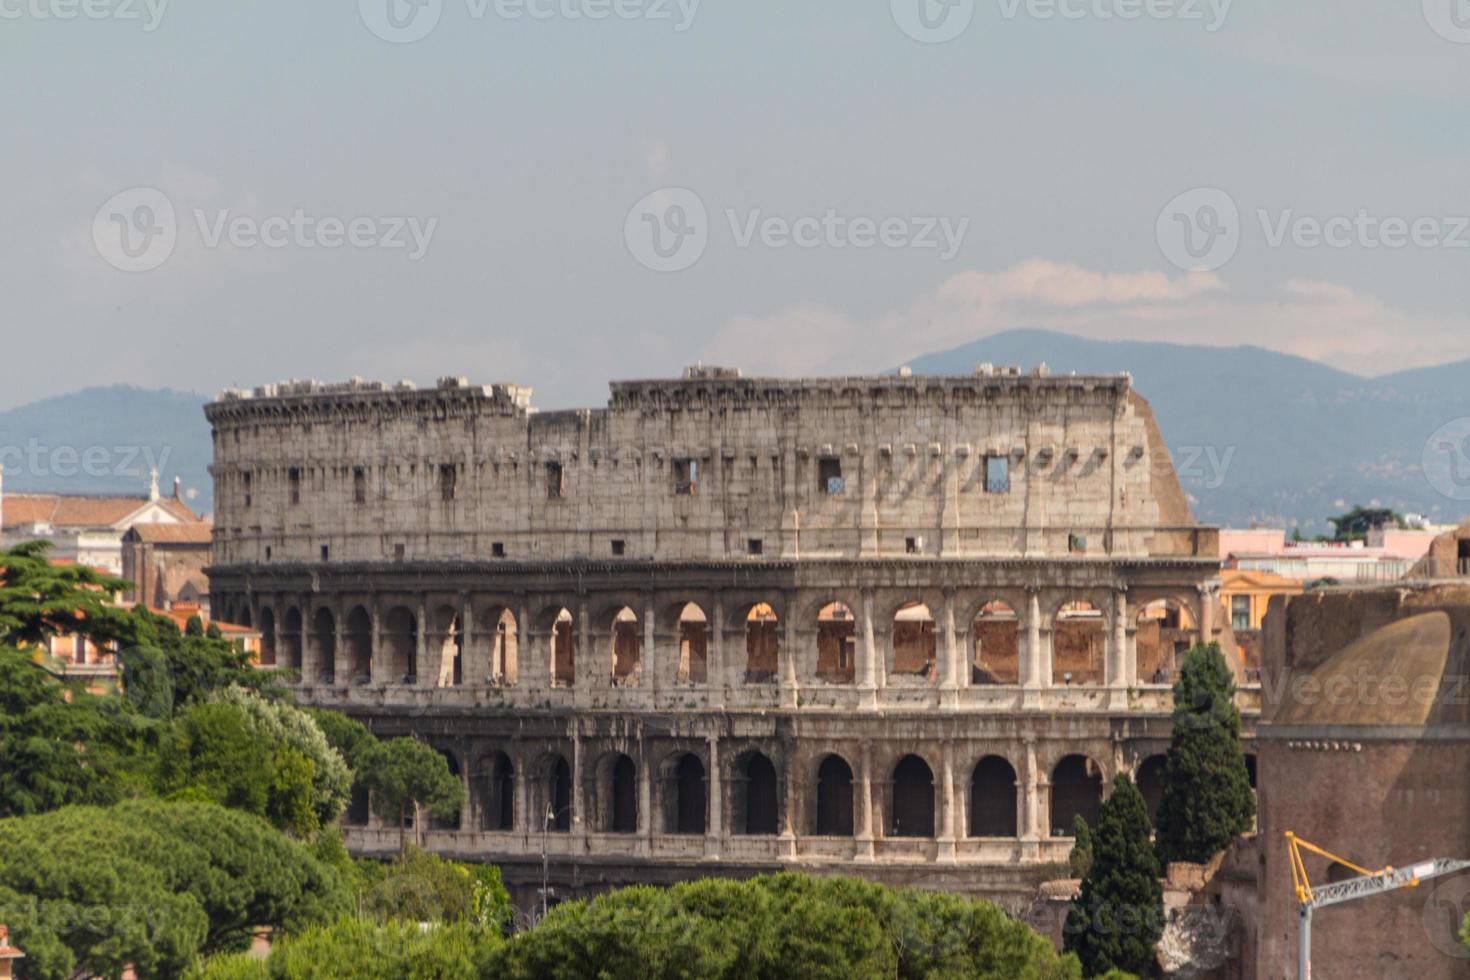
[
  {"left": 1154, "top": 642, "right": 1255, "bottom": 865},
  {"left": 1064, "top": 774, "right": 1163, "bottom": 977}
]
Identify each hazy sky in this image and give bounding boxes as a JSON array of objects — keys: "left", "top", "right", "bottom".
[{"left": 7, "top": 0, "right": 1470, "bottom": 411}]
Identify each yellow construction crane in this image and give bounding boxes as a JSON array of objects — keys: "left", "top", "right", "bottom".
[{"left": 1285, "top": 831, "right": 1470, "bottom": 979}]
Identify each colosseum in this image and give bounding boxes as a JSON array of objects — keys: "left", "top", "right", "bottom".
[{"left": 203, "top": 365, "right": 1255, "bottom": 908}]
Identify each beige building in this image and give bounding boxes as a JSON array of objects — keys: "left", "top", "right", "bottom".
[{"left": 204, "top": 366, "right": 1249, "bottom": 907}]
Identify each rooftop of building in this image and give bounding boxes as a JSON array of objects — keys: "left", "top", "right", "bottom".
[{"left": 1, "top": 491, "right": 198, "bottom": 530}]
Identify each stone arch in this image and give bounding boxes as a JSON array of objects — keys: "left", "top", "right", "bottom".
[
  {"left": 430, "top": 604, "right": 462, "bottom": 687},
  {"left": 430, "top": 749, "right": 462, "bottom": 830},
  {"left": 482, "top": 606, "right": 518, "bottom": 685},
  {"left": 237, "top": 605, "right": 253, "bottom": 629},
  {"left": 1135, "top": 754, "right": 1168, "bottom": 825},
  {"left": 476, "top": 751, "right": 515, "bottom": 831},
  {"left": 891, "top": 601, "right": 937, "bottom": 679},
  {"left": 661, "top": 752, "right": 707, "bottom": 835},
  {"left": 891, "top": 754, "right": 935, "bottom": 838},
  {"left": 732, "top": 750, "right": 779, "bottom": 835},
  {"left": 1052, "top": 599, "right": 1105, "bottom": 686},
  {"left": 970, "top": 755, "right": 1018, "bottom": 837},
  {"left": 595, "top": 752, "right": 638, "bottom": 834},
  {"left": 257, "top": 606, "right": 276, "bottom": 666},
  {"left": 310, "top": 607, "right": 336, "bottom": 683},
  {"left": 971, "top": 600, "right": 1020, "bottom": 685},
  {"left": 814, "top": 753, "right": 854, "bottom": 837},
  {"left": 1050, "top": 754, "right": 1104, "bottom": 836},
  {"left": 607, "top": 606, "right": 641, "bottom": 685},
  {"left": 674, "top": 602, "right": 708, "bottom": 684},
  {"left": 280, "top": 606, "right": 302, "bottom": 673},
  {"left": 536, "top": 753, "right": 573, "bottom": 832},
  {"left": 344, "top": 605, "right": 372, "bottom": 684},
  {"left": 383, "top": 606, "right": 417, "bottom": 684},
  {"left": 1136, "top": 595, "right": 1200, "bottom": 684},
  {"left": 744, "top": 603, "right": 780, "bottom": 684},
  {"left": 540, "top": 607, "right": 576, "bottom": 687},
  {"left": 815, "top": 601, "right": 856, "bottom": 683}
]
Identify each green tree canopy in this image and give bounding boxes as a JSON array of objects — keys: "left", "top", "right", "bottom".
[
  {"left": 1154, "top": 643, "right": 1256, "bottom": 866},
  {"left": 1064, "top": 775, "right": 1163, "bottom": 978},
  {"left": 0, "top": 800, "right": 352, "bottom": 980},
  {"left": 195, "top": 918, "right": 500, "bottom": 980},
  {"left": 0, "top": 540, "right": 134, "bottom": 649},
  {"left": 357, "top": 737, "right": 465, "bottom": 850}
]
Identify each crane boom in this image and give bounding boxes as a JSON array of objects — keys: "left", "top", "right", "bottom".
[{"left": 1286, "top": 832, "right": 1470, "bottom": 979}]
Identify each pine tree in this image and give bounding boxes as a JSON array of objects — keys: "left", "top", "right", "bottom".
[
  {"left": 1154, "top": 642, "right": 1255, "bottom": 865},
  {"left": 1068, "top": 815, "right": 1093, "bottom": 879},
  {"left": 1064, "top": 774, "right": 1163, "bottom": 977}
]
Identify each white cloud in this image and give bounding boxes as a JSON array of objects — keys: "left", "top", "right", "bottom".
[{"left": 701, "top": 260, "right": 1470, "bottom": 378}]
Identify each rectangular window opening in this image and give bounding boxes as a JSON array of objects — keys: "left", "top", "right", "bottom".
[
  {"left": 439, "top": 464, "right": 457, "bottom": 502},
  {"left": 747, "top": 538, "right": 763, "bottom": 556},
  {"left": 288, "top": 467, "right": 301, "bottom": 505},
  {"left": 353, "top": 467, "right": 367, "bottom": 504},
  {"left": 546, "top": 461, "right": 565, "bottom": 499},
  {"left": 611, "top": 539, "right": 626, "bottom": 556},
  {"left": 984, "top": 455, "right": 1010, "bottom": 494},
  {"left": 818, "top": 457, "right": 843, "bottom": 494},
  {"left": 673, "top": 458, "right": 698, "bottom": 496},
  {"left": 492, "top": 542, "right": 505, "bottom": 558}
]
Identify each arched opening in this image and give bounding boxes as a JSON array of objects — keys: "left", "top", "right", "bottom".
[
  {"left": 677, "top": 603, "right": 708, "bottom": 684},
  {"left": 310, "top": 607, "right": 336, "bottom": 683},
  {"left": 431, "top": 605, "right": 462, "bottom": 687},
  {"left": 1050, "top": 755, "right": 1103, "bottom": 836},
  {"left": 549, "top": 608, "right": 575, "bottom": 687},
  {"left": 892, "top": 602, "right": 936, "bottom": 678},
  {"left": 815, "top": 754, "right": 854, "bottom": 837},
  {"left": 1135, "top": 754, "right": 1168, "bottom": 825},
  {"left": 345, "top": 606, "right": 372, "bottom": 685},
  {"left": 609, "top": 755, "right": 637, "bottom": 834},
  {"left": 477, "top": 752, "right": 515, "bottom": 831},
  {"left": 815, "top": 601, "right": 856, "bottom": 683},
  {"left": 1053, "top": 600, "right": 1105, "bottom": 686},
  {"left": 891, "top": 755, "right": 935, "bottom": 838},
  {"left": 237, "top": 605, "right": 253, "bottom": 629},
  {"left": 258, "top": 607, "right": 276, "bottom": 666},
  {"left": 489, "top": 608, "right": 518, "bottom": 685},
  {"left": 665, "top": 753, "right": 707, "bottom": 835},
  {"left": 345, "top": 782, "right": 370, "bottom": 826},
  {"left": 1244, "top": 752, "right": 1257, "bottom": 790},
  {"left": 430, "top": 751, "right": 462, "bottom": 830},
  {"left": 745, "top": 603, "right": 779, "bottom": 684},
  {"left": 1136, "top": 598, "right": 1199, "bottom": 685},
  {"left": 969, "top": 756, "right": 1018, "bottom": 837},
  {"left": 733, "top": 752, "right": 778, "bottom": 835},
  {"left": 610, "top": 607, "right": 640, "bottom": 685},
  {"left": 280, "top": 607, "right": 303, "bottom": 673},
  {"left": 972, "top": 601, "right": 1019, "bottom": 684},
  {"left": 383, "top": 606, "right": 418, "bottom": 684},
  {"left": 545, "top": 755, "right": 572, "bottom": 832}
]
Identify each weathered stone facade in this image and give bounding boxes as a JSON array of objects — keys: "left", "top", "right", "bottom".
[{"left": 205, "top": 366, "right": 1249, "bottom": 909}]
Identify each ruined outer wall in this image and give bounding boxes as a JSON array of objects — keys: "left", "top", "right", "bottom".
[{"left": 204, "top": 371, "right": 1207, "bottom": 568}]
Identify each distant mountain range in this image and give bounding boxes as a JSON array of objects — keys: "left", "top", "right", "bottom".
[
  {"left": 0, "top": 386, "right": 212, "bottom": 514},
  {"left": 7, "top": 332, "right": 1470, "bottom": 531}
]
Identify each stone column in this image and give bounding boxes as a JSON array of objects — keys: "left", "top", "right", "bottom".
[
  {"left": 637, "top": 737, "right": 653, "bottom": 856},
  {"left": 1022, "top": 590, "right": 1043, "bottom": 708},
  {"left": 1199, "top": 581, "right": 1219, "bottom": 643},
  {"left": 711, "top": 598, "right": 727, "bottom": 709},
  {"left": 937, "top": 742, "right": 957, "bottom": 861},
  {"left": 461, "top": 593, "right": 477, "bottom": 686},
  {"left": 859, "top": 589, "right": 878, "bottom": 705},
  {"left": 860, "top": 447, "right": 880, "bottom": 555},
  {"left": 571, "top": 725, "right": 586, "bottom": 843},
  {"left": 643, "top": 595, "right": 657, "bottom": 698},
  {"left": 298, "top": 595, "right": 313, "bottom": 683},
  {"left": 577, "top": 600, "right": 593, "bottom": 702},
  {"left": 415, "top": 598, "right": 428, "bottom": 687},
  {"left": 940, "top": 590, "right": 959, "bottom": 701},
  {"left": 706, "top": 734, "right": 722, "bottom": 856},
  {"left": 514, "top": 752, "right": 529, "bottom": 840},
  {"left": 333, "top": 600, "right": 347, "bottom": 684},
  {"left": 370, "top": 598, "right": 383, "bottom": 686},
  {"left": 856, "top": 742, "right": 875, "bottom": 861},
  {"left": 1107, "top": 590, "right": 1129, "bottom": 709},
  {"left": 1022, "top": 738, "right": 1042, "bottom": 841}
]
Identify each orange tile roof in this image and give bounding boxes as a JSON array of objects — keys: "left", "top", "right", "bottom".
[
  {"left": 127, "top": 523, "right": 213, "bottom": 544},
  {"left": 3, "top": 492, "right": 201, "bottom": 529}
]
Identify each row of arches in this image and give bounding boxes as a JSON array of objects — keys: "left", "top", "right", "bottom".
[{"left": 244, "top": 593, "right": 1199, "bottom": 689}]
